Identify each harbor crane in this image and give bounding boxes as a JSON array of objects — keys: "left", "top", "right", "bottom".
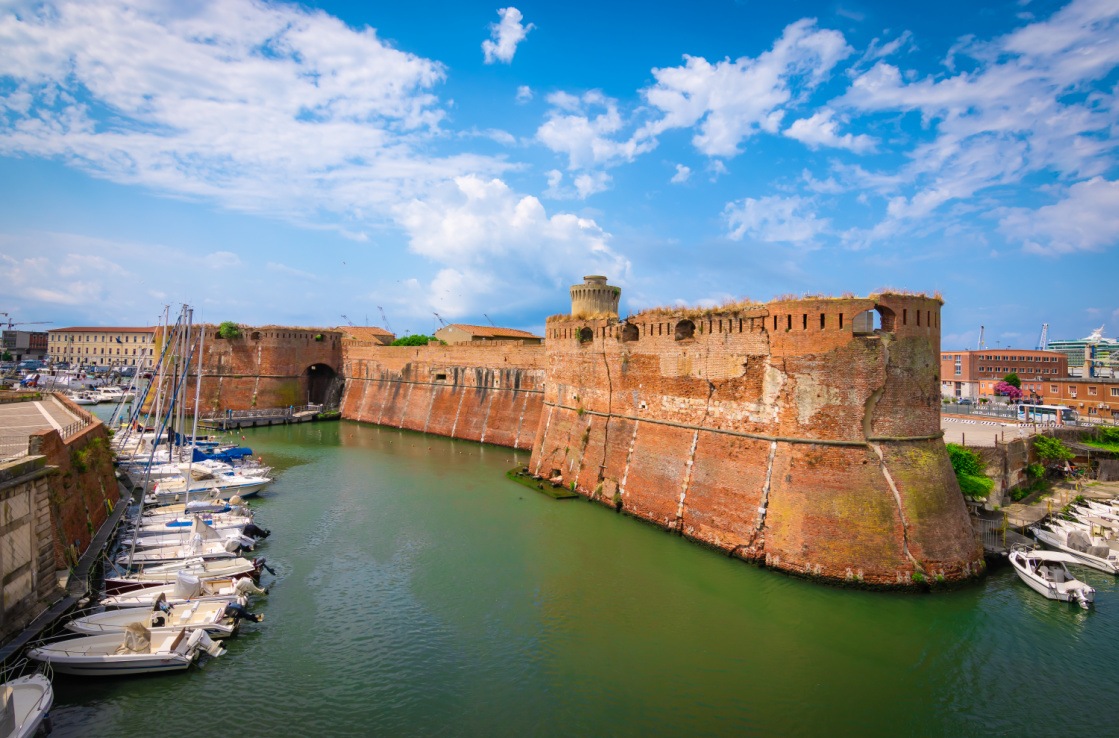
[
  {"left": 433, "top": 312, "right": 448, "bottom": 327},
  {"left": 483, "top": 313, "right": 496, "bottom": 327},
  {"left": 1036, "top": 323, "right": 1049, "bottom": 351},
  {"left": 377, "top": 306, "right": 394, "bottom": 335},
  {"left": 340, "top": 314, "right": 355, "bottom": 327}
]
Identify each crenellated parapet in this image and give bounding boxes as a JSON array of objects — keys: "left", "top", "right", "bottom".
[{"left": 530, "top": 293, "right": 983, "bottom": 587}]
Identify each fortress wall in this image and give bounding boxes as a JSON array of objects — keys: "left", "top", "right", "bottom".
[
  {"left": 340, "top": 343, "right": 546, "bottom": 448},
  {"left": 148, "top": 326, "right": 343, "bottom": 413},
  {"left": 530, "top": 295, "right": 984, "bottom": 586}
]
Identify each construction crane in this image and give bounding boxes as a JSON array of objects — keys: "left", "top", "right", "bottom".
[
  {"left": 433, "top": 312, "right": 448, "bottom": 327},
  {"left": 483, "top": 313, "right": 496, "bottom": 327},
  {"left": 977, "top": 325, "right": 985, "bottom": 350},
  {"left": 0, "top": 312, "right": 53, "bottom": 330},
  {"left": 377, "top": 306, "right": 394, "bottom": 335},
  {"left": 340, "top": 314, "right": 355, "bottom": 327},
  {"left": 1036, "top": 323, "right": 1049, "bottom": 351}
]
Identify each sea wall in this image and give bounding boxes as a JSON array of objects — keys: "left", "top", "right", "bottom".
[
  {"left": 149, "top": 326, "right": 344, "bottom": 413},
  {"left": 528, "top": 294, "right": 984, "bottom": 586},
  {"left": 340, "top": 341, "right": 546, "bottom": 449},
  {"left": 0, "top": 456, "right": 60, "bottom": 642},
  {"left": 28, "top": 398, "right": 117, "bottom": 569}
]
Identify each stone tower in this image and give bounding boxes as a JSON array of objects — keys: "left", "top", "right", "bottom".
[{"left": 570, "top": 275, "right": 620, "bottom": 318}]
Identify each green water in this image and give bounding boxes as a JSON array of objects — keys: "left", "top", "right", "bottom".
[{"left": 51, "top": 419, "right": 1119, "bottom": 735}]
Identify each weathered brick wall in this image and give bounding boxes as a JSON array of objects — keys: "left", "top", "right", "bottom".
[
  {"left": 29, "top": 418, "right": 116, "bottom": 569},
  {"left": 149, "top": 326, "right": 343, "bottom": 412},
  {"left": 340, "top": 342, "right": 546, "bottom": 449},
  {"left": 529, "top": 294, "right": 984, "bottom": 587}
]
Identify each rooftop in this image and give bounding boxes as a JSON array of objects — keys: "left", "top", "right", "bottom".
[{"left": 442, "top": 324, "right": 542, "bottom": 339}]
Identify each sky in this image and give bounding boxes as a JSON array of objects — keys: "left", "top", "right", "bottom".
[{"left": 0, "top": 0, "right": 1116, "bottom": 349}]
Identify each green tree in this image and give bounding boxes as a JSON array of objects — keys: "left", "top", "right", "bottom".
[
  {"left": 946, "top": 443, "right": 994, "bottom": 498},
  {"left": 0, "top": 350, "right": 11, "bottom": 361},
  {"left": 1033, "top": 435, "right": 1073, "bottom": 462},
  {"left": 391, "top": 334, "right": 434, "bottom": 346},
  {"left": 217, "top": 321, "right": 242, "bottom": 339},
  {"left": 1003, "top": 372, "right": 1021, "bottom": 389}
]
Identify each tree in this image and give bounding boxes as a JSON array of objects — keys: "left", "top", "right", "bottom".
[
  {"left": 1003, "top": 372, "right": 1021, "bottom": 389},
  {"left": 994, "top": 381, "right": 1023, "bottom": 401},
  {"left": 1033, "top": 435, "right": 1073, "bottom": 463},
  {"left": 0, "top": 350, "right": 11, "bottom": 361},
  {"left": 390, "top": 334, "right": 434, "bottom": 346},
  {"left": 217, "top": 321, "right": 241, "bottom": 339}
]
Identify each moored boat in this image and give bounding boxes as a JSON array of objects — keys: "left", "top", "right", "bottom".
[
  {"left": 0, "top": 671, "right": 53, "bottom": 738},
  {"left": 100, "top": 572, "right": 266, "bottom": 609},
  {"left": 1032, "top": 521, "right": 1119, "bottom": 575},
  {"left": 27, "top": 625, "right": 224, "bottom": 676},
  {"left": 65, "top": 595, "right": 258, "bottom": 639},
  {"left": 1009, "top": 546, "right": 1095, "bottom": 608},
  {"left": 102, "top": 556, "right": 267, "bottom": 595}
]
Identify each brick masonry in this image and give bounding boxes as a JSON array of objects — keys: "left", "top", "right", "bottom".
[
  {"left": 208, "top": 303, "right": 984, "bottom": 587},
  {"left": 528, "top": 294, "right": 984, "bottom": 586}
]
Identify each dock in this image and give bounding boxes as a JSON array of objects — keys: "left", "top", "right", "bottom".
[{"left": 199, "top": 404, "right": 339, "bottom": 430}]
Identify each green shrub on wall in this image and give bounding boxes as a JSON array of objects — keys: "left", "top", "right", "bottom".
[
  {"left": 218, "top": 321, "right": 242, "bottom": 339},
  {"left": 946, "top": 443, "right": 994, "bottom": 498}
]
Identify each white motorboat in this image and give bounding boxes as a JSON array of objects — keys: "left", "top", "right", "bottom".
[
  {"left": 100, "top": 572, "right": 266, "bottom": 609},
  {"left": 147, "top": 471, "right": 271, "bottom": 504},
  {"left": 130, "top": 509, "right": 254, "bottom": 534},
  {"left": 27, "top": 625, "right": 224, "bottom": 676},
  {"left": 66, "top": 390, "right": 99, "bottom": 405},
  {"left": 103, "top": 556, "right": 267, "bottom": 595},
  {"left": 0, "top": 672, "right": 53, "bottom": 738},
  {"left": 95, "top": 386, "right": 134, "bottom": 403},
  {"left": 1032, "top": 521, "right": 1119, "bottom": 574},
  {"left": 118, "top": 520, "right": 254, "bottom": 550},
  {"left": 1009, "top": 547, "right": 1095, "bottom": 608},
  {"left": 115, "top": 517, "right": 253, "bottom": 568},
  {"left": 140, "top": 498, "right": 247, "bottom": 520},
  {"left": 65, "top": 595, "right": 254, "bottom": 639}
]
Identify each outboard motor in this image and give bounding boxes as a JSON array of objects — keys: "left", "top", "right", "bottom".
[
  {"left": 223, "top": 601, "right": 265, "bottom": 623},
  {"left": 243, "top": 523, "right": 271, "bottom": 539}
]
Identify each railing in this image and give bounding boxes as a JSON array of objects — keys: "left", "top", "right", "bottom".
[
  {"left": 201, "top": 404, "right": 324, "bottom": 421},
  {"left": 975, "top": 516, "right": 1008, "bottom": 552}
]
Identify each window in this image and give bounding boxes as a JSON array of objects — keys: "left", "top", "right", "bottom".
[
  {"left": 1051, "top": 385, "right": 1059, "bottom": 393},
  {"left": 1111, "top": 388, "right": 1119, "bottom": 397},
  {"left": 1088, "top": 386, "right": 1097, "bottom": 396},
  {"left": 1069, "top": 387, "right": 1077, "bottom": 398}
]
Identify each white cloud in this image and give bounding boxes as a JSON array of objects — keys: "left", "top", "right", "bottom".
[
  {"left": 536, "top": 91, "right": 654, "bottom": 170},
  {"left": 266, "top": 262, "right": 321, "bottom": 281},
  {"left": 0, "top": 0, "right": 509, "bottom": 226},
  {"left": 640, "top": 19, "right": 852, "bottom": 156},
  {"left": 999, "top": 177, "right": 1119, "bottom": 254},
  {"left": 482, "top": 7, "right": 534, "bottom": 65},
  {"left": 784, "top": 109, "right": 876, "bottom": 152},
  {"left": 838, "top": 0, "right": 1119, "bottom": 244},
  {"left": 724, "top": 195, "right": 828, "bottom": 243},
  {"left": 516, "top": 85, "right": 533, "bottom": 103},
  {"left": 542, "top": 169, "right": 611, "bottom": 199},
  {"left": 394, "top": 175, "right": 629, "bottom": 316},
  {"left": 670, "top": 164, "right": 691, "bottom": 184},
  {"left": 205, "top": 251, "right": 242, "bottom": 269}
]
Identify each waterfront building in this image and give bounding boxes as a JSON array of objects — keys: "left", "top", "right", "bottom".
[
  {"left": 1034, "top": 377, "right": 1119, "bottom": 422},
  {"left": 939, "top": 349, "right": 1068, "bottom": 400},
  {"left": 434, "top": 324, "right": 543, "bottom": 345},
  {"left": 1, "top": 330, "right": 48, "bottom": 362},
  {"left": 48, "top": 326, "right": 157, "bottom": 368}
]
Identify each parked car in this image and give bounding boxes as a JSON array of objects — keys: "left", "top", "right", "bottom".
[{"left": 958, "top": 398, "right": 973, "bottom": 405}]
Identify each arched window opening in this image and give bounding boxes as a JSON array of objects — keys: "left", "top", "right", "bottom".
[
  {"left": 621, "top": 323, "right": 639, "bottom": 342},
  {"left": 578, "top": 327, "right": 594, "bottom": 343},
  {"left": 251, "top": 331, "right": 261, "bottom": 340},
  {"left": 674, "top": 320, "right": 695, "bottom": 341}
]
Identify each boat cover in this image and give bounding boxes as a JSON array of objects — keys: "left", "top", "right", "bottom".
[
  {"left": 174, "top": 573, "right": 202, "bottom": 600},
  {"left": 116, "top": 622, "right": 152, "bottom": 654}
]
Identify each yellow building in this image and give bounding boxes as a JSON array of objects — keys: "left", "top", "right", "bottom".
[{"left": 48, "top": 326, "right": 157, "bottom": 368}]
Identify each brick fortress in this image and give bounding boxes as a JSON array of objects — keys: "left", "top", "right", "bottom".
[{"left": 202, "top": 277, "right": 984, "bottom": 587}]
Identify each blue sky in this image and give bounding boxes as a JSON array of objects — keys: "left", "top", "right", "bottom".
[{"left": 0, "top": 0, "right": 1116, "bottom": 349}]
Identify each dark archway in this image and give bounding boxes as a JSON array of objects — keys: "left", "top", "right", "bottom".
[
  {"left": 305, "top": 363, "right": 338, "bottom": 406},
  {"left": 620, "top": 323, "right": 639, "bottom": 342},
  {"left": 675, "top": 320, "right": 695, "bottom": 341}
]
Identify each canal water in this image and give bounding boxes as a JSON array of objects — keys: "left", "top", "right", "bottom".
[{"left": 51, "top": 418, "right": 1118, "bottom": 735}]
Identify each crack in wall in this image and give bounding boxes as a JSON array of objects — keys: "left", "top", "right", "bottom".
[
  {"left": 674, "top": 337, "right": 717, "bottom": 532},
  {"left": 513, "top": 391, "right": 529, "bottom": 449},
  {"left": 748, "top": 440, "right": 778, "bottom": 550},
  {"left": 597, "top": 332, "right": 615, "bottom": 483},
  {"left": 398, "top": 382, "right": 414, "bottom": 428},
  {"left": 479, "top": 391, "right": 496, "bottom": 444},
  {"left": 421, "top": 383, "right": 437, "bottom": 434},
  {"left": 619, "top": 420, "right": 639, "bottom": 496},
  {"left": 449, "top": 384, "right": 468, "bottom": 438},
  {"left": 533, "top": 405, "right": 555, "bottom": 476}
]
